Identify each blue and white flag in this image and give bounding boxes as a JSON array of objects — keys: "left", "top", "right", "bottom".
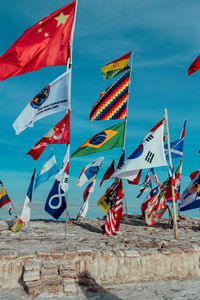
[
  {"left": 45, "top": 180, "right": 66, "bottom": 220},
  {"left": 55, "top": 146, "right": 70, "bottom": 192},
  {"left": 165, "top": 139, "right": 184, "bottom": 160},
  {"left": 21, "top": 169, "right": 36, "bottom": 223},
  {"left": 35, "top": 148, "right": 59, "bottom": 190},
  {"left": 13, "top": 70, "right": 71, "bottom": 134},
  {"left": 77, "top": 157, "right": 104, "bottom": 187},
  {"left": 179, "top": 172, "right": 200, "bottom": 211}
]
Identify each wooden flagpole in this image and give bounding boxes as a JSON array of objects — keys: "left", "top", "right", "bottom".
[
  {"left": 122, "top": 50, "right": 133, "bottom": 216},
  {"left": 164, "top": 108, "right": 178, "bottom": 240}
]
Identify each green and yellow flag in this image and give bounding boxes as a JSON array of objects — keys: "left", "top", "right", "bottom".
[
  {"left": 71, "top": 121, "right": 125, "bottom": 158},
  {"left": 101, "top": 51, "right": 132, "bottom": 80}
]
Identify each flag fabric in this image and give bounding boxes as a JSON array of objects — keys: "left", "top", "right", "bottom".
[
  {"left": 55, "top": 145, "right": 70, "bottom": 192},
  {"left": 101, "top": 51, "right": 132, "bottom": 80},
  {"left": 83, "top": 175, "right": 97, "bottom": 202},
  {"left": 13, "top": 71, "right": 71, "bottom": 134},
  {"left": 141, "top": 186, "right": 159, "bottom": 217},
  {"left": 127, "top": 169, "right": 142, "bottom": 185},
  {"left": 8, "top": 204, "right": 12, "bottom": 216},
  {"left": 71, "top": 121, "right": 125, "bottom": 158},
  {"left": 76, "top": 199, "right": 89, "bottom": 220},
  {"left": 179, "top": 171, "right": 200, "bottom": 211},
  {"left": 180, "top": 118, "right": 186, "bottom": 139},
  {"left": 45, "top": 180, "right": 66, "bottom": 220},
  {"left": 105, "top": 179, "right": 124, "bottom": 235},
  {"left": 34, "top": 148, "right": 59, "bottom": 190},
  {"left": 97, "top": 182, "right": 116, "bottom": 214},
  {"left": 10, "top": 219, "right": 24, "bottom": 232},
  {"left": 27, "top": 110, "right": 70, "bottom": 160},
  {"left": 136, "top": 171, "right": 152, "bottom": 199},
  {"left": 164, "top": 159, "right": 183, "bottom": 202},
  {"left": 21, "top": 169, "right": 36, "bottom": 223},
  {"left": 188, "top": 55, "right": 200, "bottom": 76},
  {"left": 100, "top": 160, "right": 115, "bottom": 187},
  {"left": 90, "top": 70, "right": 130, "bottom": 121},
  {"left": 190, "top": 170, "right": 199, "bottom": 181},
  {"left": 0, "top": 185, "right": 11, "bottom": 208},
  {"left": 77, "top": 157, "right": 104, "bottom": 187},
  {"left": 116, "top": 150, "right": 125, "bottom": 169},
  {"left": 112, "top": 119, "right": 167, "bottom": 180},
  {"left": 145, "top": 179, "right": 170, "bottom": 226},
  {"left": 0, "top": 1, "right": 76, "bottom": 81},
  {"left": 150, "top": 168, "right": 160, "bottom": 185}
]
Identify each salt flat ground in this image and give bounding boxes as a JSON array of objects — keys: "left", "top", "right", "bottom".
[{"left": 0, "top": 279, "right": 200, "bottom": 300}]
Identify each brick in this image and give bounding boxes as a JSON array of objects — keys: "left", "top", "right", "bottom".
[
  {"left": 62, "top": 278, "right": 77, "bottom": 295},
  {"left": 23, "top": 270, "right": 40, "bottom": 282},
  {"left": 24, "top": 262, "right": 41, "bottom": 272},
  {"left": 42, "top": 262, "right": 58, "bottom": 271},
  {"left": 59, "top": 268, "right": 76, "bottom": 279},
  {"left": 41, "top": 269, "right": 59, "bottom": 281},
  {"left": 43, "top": 279, "right": 63, "bottom": 293},
  {"left": 25, "top": 280, "right": 42, "bottom": 297}
]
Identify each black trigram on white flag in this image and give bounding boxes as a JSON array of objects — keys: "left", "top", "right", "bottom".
[
  {"left": 145, "top": 151, "right": 155, "bottom": 163},
  {"left": 145, "top": 134, "right": 154, "bottom": 142}
]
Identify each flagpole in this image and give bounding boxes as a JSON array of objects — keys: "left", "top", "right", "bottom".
[
  {"left": 164, "top": 108, "right": 178, "bottom": 240},
  {"left": 122, "top": 51, "right": 133, "bottom": 216},
  {"left": 65, "top": 144, "right": 70, "bottom": 240}
]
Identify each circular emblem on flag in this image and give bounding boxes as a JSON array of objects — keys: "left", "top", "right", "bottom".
[
  {"left": 89, "top": 132, "right": 107, "bottom": 146},
  {"left": 30, "top": 85, "right": 50, "bottom": 109},
  {"left": 128, "top": 144, "right": 143, "bottom": 159}
]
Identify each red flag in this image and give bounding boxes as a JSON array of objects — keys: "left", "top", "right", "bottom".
[
  {"left": 188, "top": 55, "right": 200, "bottom": 76},
  {"left": 99, "top": 160, "right": 115, "bottom": 187},
  {"left": 127, "top": 169, "right": 142, "bottom": 185},
  {"left": 0, "top": 1, "right": 76, "bottom": 81},
  {"left": 27, "top": 110, "right": 70, "bottom": 160}
]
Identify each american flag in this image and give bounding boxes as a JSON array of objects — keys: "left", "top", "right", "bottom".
[{"left": 105, "top": 179, "right": 124, "bottom": 235}]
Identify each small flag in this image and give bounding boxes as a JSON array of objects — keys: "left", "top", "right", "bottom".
[
  {"left": 150, "top": 168, "right": 159, "bottom": 185},
  {"left": 101, "top": 51, "right": 132, "bottom": 80},
  {"left": 13, "top": 71, "right": 71, "bottom": 134},
  {"left": 45, "top": 180, "right": 66, "bottom": 220},
  {"left": 112, "top": 119, "right": 167, "bottom": 180},
  {"left": 71, "top": 121, "right": 125, "bottom": 158},
  {"left": 100, "top": 160, "right": 115, "bottom": 187},
  {"left": 27, "top": 110, "right": 70, "bottom": 160},
  {"left": 35, "top": 148, "right": 59, "bottom": 190},
  {"left": 136, "top": 171, "right": 152, "bottom": 199},
  {"left": 55, "top": 146, "right": 70, "bottom": 192},
  {"left": 83, "top": 175, "right": 97, "bottom": 202},
  {"left": 127, "top": 169, "right": 142, "bottom": 185},
  {"left": 8, "top": 205, "right": 12, "bottom": 216},
  {"left": 76, "top": 199, "right": 89, "bottom": 220},
  {"left": 10, "top": 219, "right": 24, "bottom": 232},
  {"left": 90, "top": 71, "right": 130, "bottom": 121},
  {"left": 77, "top": 157, "right": 104, "bottom": 187},
  {"left": 0, "top": 185, "right": 11, "bottom": 208},
  {"left": 188, "top": 55, "right": 200, "bottom": 76},
  {"left": 0, "top": 1, "right": 76, "bottom": 81},
  {"left": 21, "top": 169, "right": 36, "bottom": 223}
]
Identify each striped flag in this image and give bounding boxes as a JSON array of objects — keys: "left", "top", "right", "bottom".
[
  {"left": 136, "top": 170, "right": 152, "bottom": 199},
  {"left": 0, "top": 184, "right": 11, "bottom": 208},
  {"left": 90, "top": 70, "right": 130, "bottom": 121},
  {"left": 100, "top": 160, "right": 115, "bottom": 187},
  {"left": 105, "top": 179, "right": 124, "bottom": 235}
]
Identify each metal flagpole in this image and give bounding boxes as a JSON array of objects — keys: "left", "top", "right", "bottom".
[
  {"left": 164, "top": 108, "right": 178, "bottom": 240},
  {"left": 122, "top": 50, "right": 133, "bottom": 216},
  {"left": 64, "top": 0, "right": 78, "bottom": 240}
]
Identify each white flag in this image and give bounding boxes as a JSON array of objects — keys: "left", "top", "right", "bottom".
[
  {"left": 13, "top": 70, "right": 71, "bottom": 134},
  {"left": 55, "top": 146, "right": 70, "bottom": 192},
  {"left": 21, "top": 169, "right": 36, "bottom": 223},
  {"left": 113, "top": 119, "right": 167, "bottom": 180}
]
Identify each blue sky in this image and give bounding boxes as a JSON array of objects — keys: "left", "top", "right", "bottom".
[{"left": 0, "top": 0, "right": 200, "bottom": 218}]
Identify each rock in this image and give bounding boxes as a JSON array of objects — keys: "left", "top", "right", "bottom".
[{"left": 0, "top": 221, "right": 9, "bottom": 231}]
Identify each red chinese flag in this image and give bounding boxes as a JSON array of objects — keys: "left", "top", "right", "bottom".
[
  {"left": 27, "top": 110, "right": 70, "bottom": 160},
  {"left": 188, "top": 55, "right": 200, "bottom": 76},
  {"left": 0, "top": 1, "right": 76, "bottom": 81}
]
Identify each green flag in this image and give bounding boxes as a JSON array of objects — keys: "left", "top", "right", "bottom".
[{"left": 71, "top": 121, "right": 125, "bottom": 158}]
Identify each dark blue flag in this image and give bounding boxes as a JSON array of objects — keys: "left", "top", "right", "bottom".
[{"left": 45, "top": 180, "right": 66, "bottom": 220}]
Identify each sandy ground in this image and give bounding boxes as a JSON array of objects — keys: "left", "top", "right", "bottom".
[{"left": 0, "top": 214, "right": 200, "bottom": 299}]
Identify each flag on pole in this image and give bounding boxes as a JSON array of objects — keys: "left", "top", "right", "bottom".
[
  {"left": 0, "top": 185, "right": 11, "bottom": 208},
  {"left": 150, "top": 168, "right": 159, "bottom": 185},
  {"left": 105, "top": 179, "right": 124, "bottom": 235},
  {"left": 77, "top": 157, "right": 104, "bottom": 187},
  {"left": 127, "top": 169, "right": 142, "bottom": 185},
  {"left": 13, "top": 71, "right": 71, "bottom": 134},
  {"left": 188, "top": 55, "right": 200, "bottom": 76},
  {"left": 71, "top": 121, "right": 125, "bottom": 158},
  {"left": 179, "top": 171, "right": 200, "bottom": 211},
  {"left": 112, "top": 119, "right": 167, "bottom": 180},
  {"left": 136, "top": 171, "right": 152, "bottom": 199},
  {"left": 76, "top": 199, "right": 89, "bottom": 220},
  {"left": 0, "top": 1, "right": 76, "bottom": 81},
  {"left": 100, "top": 160, "right": 115, "bottom": 187},
  {"left": 90, "top": 70, "right": 130, "bottom": 121},
  {"left": 83, "top": 175, "right": 97, "bottom": 202},
  {"left": 10, "top": 219, "right": 24, "bottom": 232},
  {"left": 45, "top": 180, "right": 66, "bottom": 219},
  {"left": 34, "top": 148, "right": 59, "bottom": 190},
  {"left": 21, "top": 169, "right": 36, "bottom": 223},
  {"left": 101, "top": 51, "right": 132, "bottom": 80},
  {"left": 141, "top": 186, "right": 159, "bottom": 217},
  {"left": 97, "top": 182, "right": 116, "bottom": 214},
  {"left": 55, "top": 145, "right": 70, "bottom": 192},
  {"left": 27, "top": 110, "right": 70, "bottom": 160}
]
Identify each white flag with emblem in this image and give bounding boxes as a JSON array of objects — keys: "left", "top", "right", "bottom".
[
  {"left": 13, "top": 70, "right": 71, "bottom": 134},
  {"left": 112, "top": 119, "right": 167, "bottom": 180}
]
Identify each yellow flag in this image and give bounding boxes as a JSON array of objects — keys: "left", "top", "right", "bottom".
[{"left": 11, "top": 220, "right": 24, "bottom": 232}]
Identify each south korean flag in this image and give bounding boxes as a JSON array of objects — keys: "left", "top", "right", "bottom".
[
  {"left": 113, "top": 119, "right": 167, "bottom": 180},
  {"left": 45, "top": 180, "right": 66, "bottom": 220}
]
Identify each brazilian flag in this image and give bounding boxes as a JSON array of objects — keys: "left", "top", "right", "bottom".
[{"left": 71, "top": 121, "right": 125, "bottom": 158}]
